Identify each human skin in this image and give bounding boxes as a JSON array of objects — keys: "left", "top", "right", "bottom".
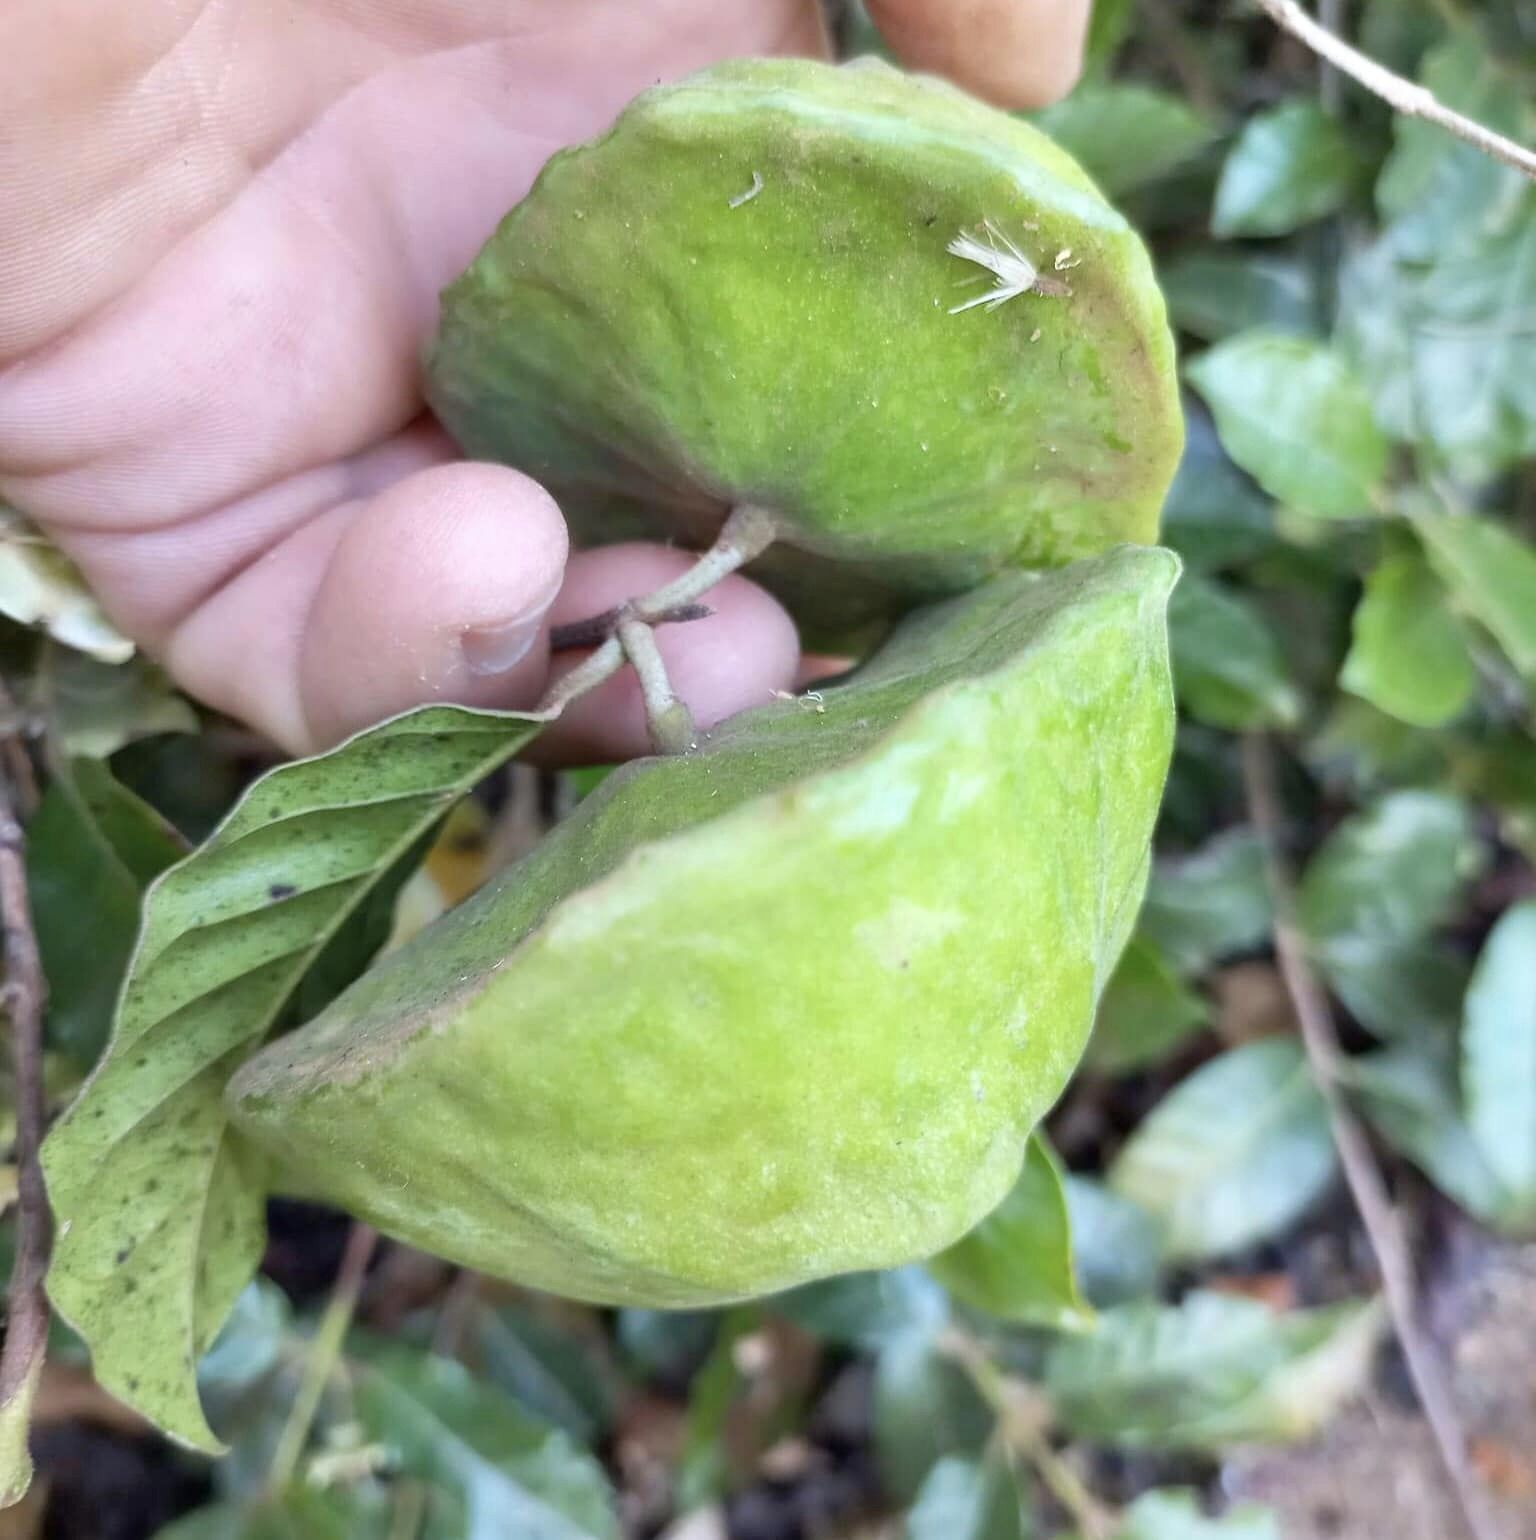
[{"left": 0, "top": 0, "right": 1090, "bottom": 763}]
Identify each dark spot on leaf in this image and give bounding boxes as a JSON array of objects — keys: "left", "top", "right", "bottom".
[
  {"left": 115, "top": 1248, "right": 129, "bottom": 1263},
  {"left": 269, "top": 883, "right": 297, "bottom": 901}
]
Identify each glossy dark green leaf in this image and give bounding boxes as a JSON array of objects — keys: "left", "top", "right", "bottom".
[
  {"left": 1340, "top": 208, "right": 1536, "bottom": 478},
  {"left": 1169, "top": 573, "right": 1302, "bottom": 730},
  {"left": 1462, "top": 902, "right": 1536, "bottom": 1221},
  {"left": 1212, "top": 102, "right": 1365, "bottom": 237},
  {"left": 873, "top": 1329, "right": 992, "bottom": 1503},
  {"left": 457, "top": 1303, "right": 616, "bottom": 1445},
  {"left": 1297, "top": 793, "right": 1478, "bottom": 999},
  {"left": 1160, "top": 415, "right": 1276, "bottom": 571},
  {"left": 774, "top": 1267, "right": 949, "bottom": 1352},
  {"left": 1341, "top": 552, "right": 1475, "bottom": 727},
  {"left": 1108, "top": 1039, "right": 1336, "bottom": 1262},
  {"left": 350, "top": 1336, "right": 619, "bottom": 1540},
  {"left": 1376, "top": 36, "right": 1531, "bottom": 262},
  {"left": 41, "top": 705, "right": 546, "bottom": 1449},
  {"left": 1033, "top": 83, "right": 1217, "bottom": 197},
  {"left": 1187, "top": 334, "right": 1388, "bottom": 519},
  {"left": 1347, "top": 1043, "right": 1525, "bottom": 1230},
  {"left": 26, "top": 757, "right": 185, "bottom": 1069},
  {"left": 927, "top": 1135, "right": 1092, "bottom": 1329},
  {"left": 40, "top": 644, "right": 196, "bottom": 758},
  {"left": 1044, "top": 1292, "right": 1383, "bottom": 1450},
  {"left": 1139, "top": 829, "right": 1273, "bottom": 975},
  {"left": 1062, "top": 1177, "right": 1162, "bottom": 1306},
  {"left": 1161, "top": 250, "right": 1317, "bottom": 344},
  {"left": 904, "top": 1451, "right": 1028, "bottom": 1540},
  {"left": 1087, "top": 935, "right": 1209, "bottom": 1072},
  {"left": 1414, "top": 512, "right": 1536, "bottom": 686}
]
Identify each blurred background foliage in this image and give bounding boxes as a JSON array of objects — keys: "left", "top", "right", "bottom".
[{"left": 2, "top": 0, "right": 1535, "bottom": 1536}]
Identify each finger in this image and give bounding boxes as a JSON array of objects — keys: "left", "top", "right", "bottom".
[
  {"left": 165, "top": 461, "right": 568, "bottom": 754},
  {"left": 0, "top": 2, "right": 828, "bottom": 536},
  {"left": 866, "top": 0, "right": 1091, "bottom": 108},
  {"left": 532, "top": 545, "right": 801, "bottom": 766}
]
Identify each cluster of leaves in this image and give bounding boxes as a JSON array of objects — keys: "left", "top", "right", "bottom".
[{"left": 3, "top": 0, "right": 1536, "bottom": 1535}]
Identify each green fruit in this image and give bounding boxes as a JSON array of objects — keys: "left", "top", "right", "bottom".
[
  {"left": 226, "top": 547, "right": 1177, "bottom": 1306},
  {"left": 425, "top": 58, "right": 1183, "bottom": 640}
]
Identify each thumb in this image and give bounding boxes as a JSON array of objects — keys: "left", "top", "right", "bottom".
[
  {"left": 295, "top": 461, "right": 567, "bottom": 750},
  {"left": 864, "top": 0, "right": 1091, "bottom": 109}
]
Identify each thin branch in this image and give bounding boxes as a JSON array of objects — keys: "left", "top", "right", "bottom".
[
  {"left": 1253, "top": 0, "right": 1536, "bottom": 178},
  {"left": 1241, "top": 734, "right": 1499, "bottom": 1540},
  {"left": 941, "top": 1329, "right": 1115, "bottom": 1540},
  {"left": 267, "top": 1221, "right": 379, "bottom": 1495},
  {"left": 617, "top": 620, "right": 696, "bottom": 755},
  {"left": 0, "top": 686, "right": 50, "bottom": 1507},
  {"left": 550, "top": 601, "right": 712, "bottom": 655}
]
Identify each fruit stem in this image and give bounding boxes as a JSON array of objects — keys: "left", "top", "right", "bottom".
[
  {"left": 618, "top": 618, "right": 697, "bottom": 754},
  {"left": 534, "top": 503, "right": 778, "bottom": 728}
]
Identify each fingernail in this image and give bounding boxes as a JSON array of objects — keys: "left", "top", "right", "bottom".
[{"left": 461, "top": 614, "right": 543, "bottom": 676}]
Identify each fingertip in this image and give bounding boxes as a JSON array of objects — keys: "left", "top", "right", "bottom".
[
  {"left": 297, "top": 461, "right": 569, "bottom": 748},
  {"left": 866, "top": 0, "right": 1090, "bottom": 109}
]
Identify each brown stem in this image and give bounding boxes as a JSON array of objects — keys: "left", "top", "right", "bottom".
[
  {"left": 1241, "top": 734, "right": 1499, "bottom": 1540},
  {"left": 0, "top": 689, "right": 50, "bottom": 1504},
  {"left": 550, "top": 601, "right": 713, "bottom": 655}
]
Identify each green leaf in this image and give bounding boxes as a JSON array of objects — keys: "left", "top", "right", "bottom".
[
  {"left": 1062, "top": 1177, "right": 1162, "bottom": 1306},
  {"left": 1212, "top": 101, "right": 1365, "bottom": 237},
  {"left": 0, "top": 504, "right": 133, "bottom": 663},
  {"left": 774, "top": 1267, "right": 949, "bottom": 1351},
  {"left": 1340, "top": 208, "right": 1536, "bottom": 478},
  {"left": 1160, "top": 415, "right": 1276, "bottom": 571},
  {"left": 1299, "top": 789, "right": 1477, "bottom": 949},
  {"left": 1033, "top": 83, "right": 1216, "bottom": 197},
  {"left": 1044, "top": 1291, "right": 1384, "bottom": 1450},
  {"left": 1341, "top": 552, "right": 1475, "bottom": 727},
  {"left": 1108, "top": 1038, "right": 1336, "bottom": 1262},
  {"left": 928, "top": 1135, "right": 1092, "bottom": 1329},
  {"left": 873, "top": 1329, "right": 992, "bottom": 1503},
  {"left": 1110, "top": 1489, "right": 1280, "bottom": 1539},
  {"left": 26, "top": 757, "right": 185, "bottom": 1069},
  {"left": 1413, "top": 512, "right": 1536, "bottom": 685},
  {"left": 351, "top": 1337, "right": 618, "bottom": 1540},
  {"left": 41, "top": 705, "right": 546, "bottom": 1449},
  {"left": 1169, "top": 573, "right": 1302, "bottom": 730},
  {"left": 39, "top": 646, "right": 197, "bottom": 759},
  {"left": 1347, "top": 1042, "right": 1525, "bottom": 1230},
  {"left": 1187, "top": 334, "right": 1388, "bottom": 519},
  {"left": 1462, "top": 901, "right": 1536, "bottom": 1219},
  {"left": 1160, "top": 250, "right": 1317, "bottom": 344},
  {"left": 904, "top": 1452, "right": 1027, "bottom": 1540},
  {"left": 1087, "top": 935, "right": 1209, "bottom": 1072},
  {"left": 1376, "top": 37, "right": 1531, "bottom": 262},
  {"left": 456, "top": 1303, "right": 616, "bottom": 1445},
  {"left": 1299, "top": 790, "right": 1478, "bottom": 1040},
  {"left": 154, "top": 1488, "right": 393, "bottom": 1540},
  {"left": 1139, "top": 829, "right": 1273, "bottom": 975}
]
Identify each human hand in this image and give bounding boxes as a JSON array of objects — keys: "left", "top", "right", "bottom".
[{"left": 0, "top": 0, "right": 1089, "bottom": 761}]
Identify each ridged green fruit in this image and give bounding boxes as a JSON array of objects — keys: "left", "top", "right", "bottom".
[
  {"left": 425, "top": 58, "right": 1183, "bottom": 640},
  {"left": 227, "top": 548, "right": 1177, "bottom": 1306}
]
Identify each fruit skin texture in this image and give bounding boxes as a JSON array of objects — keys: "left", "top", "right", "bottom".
[
  {"left": 424, "top": 58, "right": 1184, "bottom": 640},
  {"left": 226, "top": 548, "right": 1178, "bottom": 1307}
]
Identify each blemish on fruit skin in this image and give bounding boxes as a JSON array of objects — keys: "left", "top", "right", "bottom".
[{"left": 853, "top": 898, "right": 963, "bottom": 971}]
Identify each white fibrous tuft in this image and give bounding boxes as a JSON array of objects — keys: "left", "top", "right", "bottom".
[{"left": 946, "top": 221, "right": 1039, "bottom": 314}]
